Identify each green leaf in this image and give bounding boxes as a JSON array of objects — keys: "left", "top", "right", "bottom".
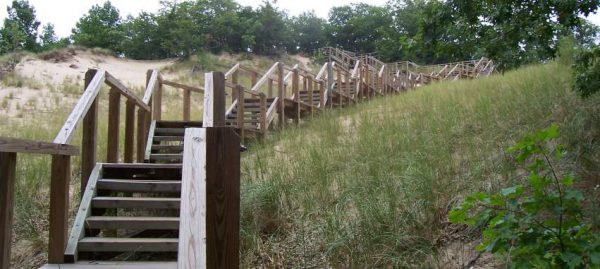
[
  {"left": 500, "top": 186, "right": 519, "bottom": 197},
  {"left": 591, "top": 251, "right": 600, "bottom": 265}
]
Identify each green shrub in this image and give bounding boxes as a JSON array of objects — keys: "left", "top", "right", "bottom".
[
  {"left": 573, "top": 46, "right": 600, "bottom": 98},
  {"left": 450, "top": 124, "right": 600, "bottom": 268}
]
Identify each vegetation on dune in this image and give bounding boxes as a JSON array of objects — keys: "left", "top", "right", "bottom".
[{"left": 238, "top": 61, "right": 599, "bottom": 267}]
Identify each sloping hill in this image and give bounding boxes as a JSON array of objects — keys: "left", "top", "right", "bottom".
[{"left": 239, "top": 61, "right": 600, "bottom": 267}]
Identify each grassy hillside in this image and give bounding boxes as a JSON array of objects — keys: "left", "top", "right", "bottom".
[{"left": 238, "top": 61, "right": 599, "bottom": 267}]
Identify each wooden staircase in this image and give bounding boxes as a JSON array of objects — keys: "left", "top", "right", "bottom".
[
  {"left": 225, "top": 96, "right": 278, "bottom": 138},
  {"left": 145, "top": 121, "right": 203, "bottom": 163},
  {"left": 64, "top": 163, "right": 183, "bottom": 264}
]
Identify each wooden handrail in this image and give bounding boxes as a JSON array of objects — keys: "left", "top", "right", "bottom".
[
  {"left": 162, "top": 79, "right": 204, "bottom": 93},
  {"left": 250, "top": 62, "right": 279, "bottom": 92},
  {"left": 224, "top": 63, "right": 240, "bottom": 78},
  {"left": 0, "top": 137, "right": 78, "bottom": 155},
  {"left": 142, "top": 69, "right": 159, "bottom": 104},
  {"left": 53, "top": 70, "right": 105, "bottom": 145},
  {"left": 104, "top": 72, "right": 151, "bottom": 112}
]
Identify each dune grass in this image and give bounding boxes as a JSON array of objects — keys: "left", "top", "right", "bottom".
[
  {"left": 3, "top": 54, "right": 598, "bottom": 268},
  {"left": 238, "top": 61, "right": 600, "bottom": 267}
]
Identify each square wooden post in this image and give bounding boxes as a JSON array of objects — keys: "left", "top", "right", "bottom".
[
  {"left": 0, "top": 152, "right": 16, "bottom": 269},
  {"left": 81, "top": 70, "right": 98, "bottom": 196},
  {"left": 124, "top": 100, "right": 135, "bottom": 163},
  {"left": 48, "top": 154, "right": 71, "bottom": 264},
  {"left": 106, "top": 88, "right": 120, "bottom": 163}
]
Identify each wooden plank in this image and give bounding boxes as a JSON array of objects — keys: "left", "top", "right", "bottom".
[
  {"left": 92, "top": 197, "right": 180, "bottom": 209},
  {"left": 162, "top": 79, "right": 204, "bottom": 94},
  {"left": 203, "top": 72, "right": 226, "bottom": 127},
  {"left": 78, "top": 238, "right": 178, "bottom": 252},
  {"left": 152, "top": 136, "right": 183, "bottom": 142},
  {"left": 205, "top": 128, "right": 240, "bottom": 268},
  {"left": 237, "top": 86, "right": 245, "bottom": 144},
  {"left": 0, "top": 152, "right": 16, "bottom": 269},
  {"left": 155, "top": 128, "right": 185, "bottom": 136},
  {"left": 178, "top": 128, "right": 207, "bottom": 269},
  {"left": 224, "top": 63, "right": 240, "bottom": 78},
  {"left": 142, "top": 70, "right": 158, "bottom": 104},
  {"left": 54, "top": 69, "right": 105, "bottom": 145},
  {"left": 48, "top": 154, "right": 71, "bottom": 264},
  {"left": 106, "top": 88, "right": 120, "bottom": 163},
  {"left": 149, "top": 154, "right": 183, "bottom": 162},
  {"left": 64, "top": 164, "right": 101, "bottom": 262},
  {"left": 97, "top": 179, "right": 182, "bottom": 193},
  {"left": 293, "top": 68, "right": 300, "bottom": 124},
  {"left": 124, "top": 101, "right": 135, "bottom": 163},
  {"left": 85, "top": 216, "right": 180, "bottom": 230},
  {"left": 0, "top": 137, "right": 78, "bottom": 155},
  {"left": 278, "top": 63, "right": 285, "bottom": 129},
  {"left": 259, "top": 93, "right": 267, "bottom": 135},
  {"left": 104, "top": 72, "right": 151, "bottom": 112},
  {"left": 136, "top": 109, "right": 147, "bottom": 163},
  {"left": 40, "top": 262, "right": 177, "bottom": 269},
  {"left": 250, "top": 62, "right": 279, "bottom": 92},
  {"left": 144, "top": 121, "right": 157, "bottom": 161}
]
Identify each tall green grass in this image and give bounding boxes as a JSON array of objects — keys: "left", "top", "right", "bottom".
[{"left": 239, "top": 61, "right": 600, "bottom": 267}]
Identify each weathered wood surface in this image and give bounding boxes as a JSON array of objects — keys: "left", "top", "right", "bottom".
[
  {"left": 143, "top": 70, "right": 159, "bottom": 104},
  {"left": 205, "top": 128, "right": 240, "bottom": 268},
  {"left": 54, "top": 70, "right": 105, "bottom": 144},
  {"left": 40, "top": 262, "right": 177, "bottom": 269},
  {"left": 162, "top": 79, "right": 204, "bottom": 93},
  {"left": 178, "top": 128, "right": 208, "bottom": 269},
  {"left": 106, "top": 88, "right": 121, "bottom": 163},
  {"left": 104, "top": 72, "right": 151, "bottom": 112},
  {"left": 203, "top": 72, "right": 226, "bottom": 127},
  {"left": 0, "top": 137, "right": 78, "bottom": 155},
  {"left": 48, "top": 154, "right": 71, "bottom": 263},
  {"left": 0, "top": 152, "right": 16, "bottom": 269}
]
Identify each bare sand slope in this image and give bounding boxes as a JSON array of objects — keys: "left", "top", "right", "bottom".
[{"left": 16, "top": 49, "right": 175, "bottom": 88}]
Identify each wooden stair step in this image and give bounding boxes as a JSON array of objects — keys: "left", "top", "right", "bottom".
[
  {"left": 151, "top": 145, "right": 183, "bottom": 153},
  {"left": 92, "top": 197, "right": 180, "bottom": 209},
  {"left": 97, "top": 179, "right": 182, "bottom": 193},
  {"left": 154, "top": 128, "right": 185, "bottom": 136},
  {"left": 155, "top": 120, "right": 203, "bottom": 128},
  {"left": 78, "top": 238, "right": 178, "bottom": 252},
  {"left": 153, "top": 136, "right": 184, "bottom": 142},
  {"left": 149, "top": 154, "right": 183, "bottom": 161},
  {"left": 85, "top": 216, "right": 180, "bottom": 230}
]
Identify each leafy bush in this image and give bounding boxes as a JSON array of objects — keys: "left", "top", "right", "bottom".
[
  {"left": 450, "top": 124, "right": 600, "bottom": 268},
  {"left": 573, "top": 46, "right": 600, "bottom": 98}
]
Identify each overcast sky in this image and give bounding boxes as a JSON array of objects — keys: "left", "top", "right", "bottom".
[{"left": 0, "top": 0, "right": 599, "bottom": 38}]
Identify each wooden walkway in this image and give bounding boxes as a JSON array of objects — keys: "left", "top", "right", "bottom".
[{"left": 0, "top": 47, "right": 494, "bottom": 269}]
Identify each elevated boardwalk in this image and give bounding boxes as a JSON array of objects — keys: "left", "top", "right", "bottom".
[{"left": 0, "top": 48, "right": 494, "bottom": 269}]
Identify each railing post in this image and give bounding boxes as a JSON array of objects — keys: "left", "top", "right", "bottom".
[
  {"left": 48, "top": 154, "right": 71, "bottom": 264},
  {"left": 236, "top": 86, "right": 245, "bottom": 144},
  {"left": 277, "top": 63, "right": 285, "bottom": 128},
  {"left": 107, "top": 88, "right": 120, "bottom": 163},
  {"left": 231, "top": 69, "right": 239, "bottom": 105},
  {"left": 307, "top": 75, "right": 314, "bottom": 117},
  {"left": 0, "top": 152, "right": 16, "bottom": 269},
  {"left": 136, "top": 108, "right": 147, "bottom": 163},
  {"left": 259, "top": 93, "right": 267, "bottom": 137},
  {"left": 203, "top": 72, "right": 226, "bottom": 127},
  {"left": 327, "top": 61, "right": 333, "bottom": 108},
  {"left": 319, "top": 81, "right": 325, "bottom": 108},
  {"left": 124, "top": 100, "right": 135, "bottom": 163},
  {"left": 183, "top": 89, "right": 191, "bottom": 121},
  {"left": 292, "top": 68, "right": 300, "bottom": 124},
  {"left": 337, "top": 67, "right": 342, "bottom": 107},
  {"left": 153, "top": 80, "right": 162, "bottom": 121},
  {"left": 81, "top": 69, "right": 98, "bottom": 196},
  {"left": 267, "top": 78, "right": 273, "bottom": 98}
]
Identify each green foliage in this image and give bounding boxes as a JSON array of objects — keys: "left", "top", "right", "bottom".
[
  {"left": 71, "top": 1, "right": 124, "bottom": 54},
  {"left": 450, "top": 124, "right": 600, "bottom": 268},
  {"left": 327, "top": 3, "right": 391, "bottom": 54},
  {"left": 289, "top": 11, "right": 327, "bottom": 54},
  {"left": 573, "top": 46, "right": 600, "bottom": 98},
  {"left": 0, "top": 0, "right": 40, "bottom": 53}
]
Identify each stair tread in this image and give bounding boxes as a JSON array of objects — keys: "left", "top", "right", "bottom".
[
  {"left": 78, "top": 237, "right": 178, "bottom": 252},
  {"left": 97, "top": 179, "right": 182, "bottom": 193},
  {"left": 85, "top": 216, "right": 180, "bottom": 230},
  {"left": 92, "top": 197, "right": 181, "bottom": 209}
]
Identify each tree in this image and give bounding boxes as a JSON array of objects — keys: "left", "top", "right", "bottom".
[
  {"left": 245, "top": 1, "right": 290, "bottom": 55},
  {"left": 38, "top": 23, "right": 68, "bottom": 51},
  {"left": 290, "top": 11, "right": 327, "bottom": 54},
  {"left": 71, "top": 1, "right": 124, "bottom": 54},
  {"left": 327, "top": 4, "right": 392, "bottom": 54},
  {"left": 0, "top": 0, "right": 40, "bottom": 53},
  {"left": 121, "top": 12, "right": 168, "bottom": 59}
]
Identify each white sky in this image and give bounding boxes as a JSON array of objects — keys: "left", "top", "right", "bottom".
[{"left": 0, "top": 0, "right": 599, "bottom": 38}]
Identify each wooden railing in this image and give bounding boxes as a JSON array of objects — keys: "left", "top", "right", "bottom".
[{"left": 0, "top": 138, "right": 78, "bottom": 269}]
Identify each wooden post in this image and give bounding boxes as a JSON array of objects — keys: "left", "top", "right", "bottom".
[
  {"left": 319, "top": 81, "right": 325, "bottom": 108},
  {"left": 251, "top": 72, "right": 257, "bottom": 87},
  {"left": 292, "top": 68, "right": 299, "bottom": 124},
  {"left": 259, "top": 93, "right": 267, "bottom": 137},
  {"left": 153, "top": 81, "right": 162, "bottom": 121},
  {"left": 267, "top": 79, "right": 273, "bottom": 98},
  {"left": 307, "top": 75, "right": 314, "bottom": 117},
  {"left": 48, "top": 154, "right": 71, "bottom": 264},
  {"left": 107, "top": 88, "right": 120, "bottom": 163},
  {"left": 0, "top": 152, "right": 16, "bottom": 269},
  {"left": 178, "top": 127, "right": 240, "bottom": 269},
  {"left": 277, "top": 63, "right": 285, "bottom": 128},
  {"left": 81, "top": 70, "right": 97, "bottom": 196},
  {"left": 205, "top": 127, "right": 240, "bottom": 268},
  {"left": 236, "top": 86, "right": 245, "bottom": 144},
  {"left": 183, "top": 89, "right": 191, "bottom": 121},
  {"left": 203, "top": 72, "right": 226, "bottom": 127},
  {"left": 124, "top": 100, "right": 135, "bottom": 163},
  {"left": 337, "top": 67, "right": 342, "bottom": 107},
  {"left": 231, "top": 70, "right": 239, "bottom": 105},
  {"left": 327, "top": 61, "right": 333, "bottom": 108},
  {"left": 136, "top": 108, "right": 146, "bottom": 163}
]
